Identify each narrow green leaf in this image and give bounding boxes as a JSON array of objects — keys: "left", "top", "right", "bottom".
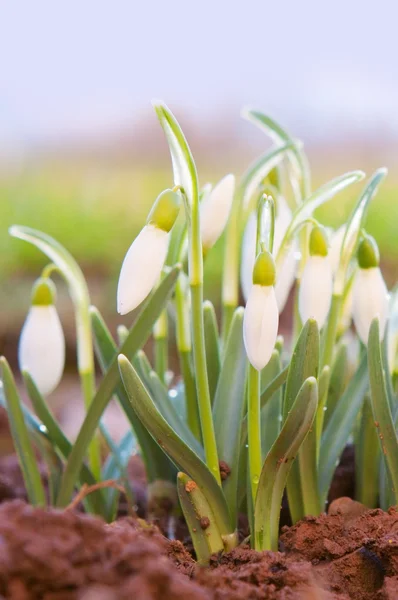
[
  {"left": 261, "top": 351, "right": 283, "bottom": 458},
  {"left": 102, "top": 430, "right": 137, "bottom": 521},
  {"left": 319, "top": 352, "right": 368, "bottom": 504},
  {"left": 118, "top": 355, "right": 233, "bottom": 536},
  {"left": 0, "top": 358, "right": 46, "bottom": 506},
  {"left": 277, "top": 171, "right": 365, "bottom": 270},
  {"left": 260, "top": 364, "right": 289, "bottom": 409},
  {"left": 242, "top": 108, "right": 311, "bottom": 199},
  {"left": 355, "top": 396, "right": 379, "bottom": 508},
  {"left": 177, "top": 472, "right": 224, "bottom": 564},
  {"left": 284, "top": 319, "right": 319, "bottom": 523},
  {"left": 152, "top": 101, "right": 198, "bottom": 207},
  {"left": 368, "top": 318, "right": 398, "bottom": 504},
  {"left": 254, "top": 377, "right": 318, "bottom": 551},
  {"left": 212, "top": 308, "right": 247, "bottom": 525},
  {"left": 90, "top": 305, "right": 175, "bottom": 484},
  {"left": 324, "top": 344, "right": 349, "bottom": 429},
  {"left": 239, "top": 142, "right": 298, "bottom": 210},
  {"left": 146, "top": 370, "right": 204, "bottom": 459},
  {"left": 334, "top": 168, "right": 387, "bottom": 295},
  {"left": 203, "top": 301, "right": 221, "bottom": 402}
]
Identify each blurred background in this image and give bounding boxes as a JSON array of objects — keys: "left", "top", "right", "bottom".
[{"left": 1, "top": 0, "right": 398, "bottom": 383}]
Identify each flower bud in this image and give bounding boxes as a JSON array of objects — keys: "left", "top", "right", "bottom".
[
  {"left": 18, "top": 278, "right": 65, "bottom": 396},
  {"left": 352, "top": 236, "right": 389, "bottom": 344},
  {"left": 117, "top": 189, "right": 180, "bottom": 315},
  {"left": 243, "top": 251, "right": 279, "bottom": 371},
  {"left": 200, "top": 174, "right": 235, "bottom": 250},
  {"left": 299, "top": 226, "right": 332, "bottom": 328}
]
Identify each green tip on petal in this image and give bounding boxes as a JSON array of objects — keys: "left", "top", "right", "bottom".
[
  {"left": 357, "top": 235, "right": 380, "bottom": 269},
  {"left": 147, "top": 189, "right": 181, "bottom": 232},
  {"left": 31, "top": 277, "right": 56, "bottom": 306},
  {"left": 252, "top": 250, "right": 276, "bottom": 286},
  {"left": 309, "top": 225, "right": 328, "bottom": 257}
]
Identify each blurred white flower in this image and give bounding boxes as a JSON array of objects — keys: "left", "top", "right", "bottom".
[
  {"left": 19, "top": 286, "right": 65, "bottom": 396},
  {"left": 200, "top": 174, "right": 235, "bottom": 250},
  {"left": 328, "top": 226, "right": 346, "bottom": 274},
  {"left": 352, "top": 267, "right": 389, "bottom": 344},
  {"left": 299, "top": 255, "right": 333, "bottom": 328},
  {"left": 241, "top": 195, "right": 296, "bottom": 312},
  {"left": 117, "top": 224, "right": 169, "bottom": 315}
]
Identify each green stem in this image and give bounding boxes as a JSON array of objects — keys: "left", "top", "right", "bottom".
[
  {"left": 153, "top": 310, "right": 168, "bottom": 385},
  {"left": 355, "top": 396, "right": 379, "bottom": 507},
  {"left": 321, "top": 294, "right": 342, "bottom": 369},
  {"left": 191, "top": 284, "right": 221, "bottom": 485},
  {"left": 248, "top": 365, "right": 262, "bottom": 503}
]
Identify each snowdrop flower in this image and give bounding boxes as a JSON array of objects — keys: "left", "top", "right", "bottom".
[
  {"left": 241, "top": 195, "right": 296, "bottom": 312},
  {"left": 328, "top": 225, "right": 346, "bottom": 274},
  {"left": 18, "top": 278, "right": 65, "bottom": 396},
  {"left": 243, "top": 250, "right": 279, "bottom": 371},
  {"left": 117, "top": 189, "right": 181, "bottom": 315},
  {"left": 299, "top": 225, "right": 333, "bottom": 328},
  {"left": 352, "top": 235, "right": 389, "bottom": 344},
  {"left": 200, "top": 174, "right": 235, "bottom": 251}
]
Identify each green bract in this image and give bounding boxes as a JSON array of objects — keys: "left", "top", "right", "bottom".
[{"left": 1, "top": 103, "right": 396, "bottom": 566}]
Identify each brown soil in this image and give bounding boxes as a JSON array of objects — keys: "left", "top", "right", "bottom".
[{"left": 0, "top": 498, "right": 397, "bottom": 599}]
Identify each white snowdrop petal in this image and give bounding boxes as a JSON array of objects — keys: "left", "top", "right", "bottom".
[
  {"left": 275, "top": 245, "right": 298, "bottom": 313},
  {"left": 200, "top": 174, "right": 235, "bottom": 249},
  {"left": 352, "top": 267, "right": 389, "bottom": 344},
  {"left": 298, "top": 256, "right": 333, "bottom": 328},
  {"left": 117, "top": 225, "right": 169, "bottom": 315},
  {"left": 329, "top": 226, "right": 346, "bottom": 274},
  {"left": 18, "top": 306, "right": 65, "bottom": 396},
  {"left": 243, "top": 285, "right": 279, "bottom": 371}
]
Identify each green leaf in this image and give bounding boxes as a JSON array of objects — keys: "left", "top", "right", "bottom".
[
  {"left": 90, "top": 305, "right": 175, "bottom": 484},
  {"left": 145, "top": 369, "right": 204, "bottom": 459},
  {"left": 334, "top": 168, "right": 387, "bottom": 295},
  {"left": 22, "top": 371, "right": 100, "bottom": 491},
  {"left": 261, "top": 351, "right": 283, "bottom": 459},
  {"left": 277, "top": 171, "right": 365, "bottom": 270},
  {"left": 355, "top": 396, "right": 379, "bottom": 508},
  {"left": 319, "top": 352, "right": 368, "bottom": 504},
  {"left": 177, "top": 472, "right": 224, "bottom": 564},
  {"left": 102, "top": 430, "right": 137, "bottom": 521},
  {"left": 260, "top": 364, "right": 289, "bottom": 409},
  {"left": 323, "top": 344, "right": 349, "bottom": 429},
  {"left": 368, "top": 318, "right": 398, "bottom": 504},
  {"left": 212, "top": 308, "right": 247, "bottom": 525},
  {"left": 284, "top": 319, "right": 319, "bottom": 523},
  {"left": 0, "top": 358, "right": 46, "bottom": 506},
  {"left": 242, "top": 108, "right": 311, "bottom": 199},
  {"left": 254, "top": 377, "right": 318, "bottom": 551},
  {"left": 118, "top": 355, "right": 234, "bottom": 537},
  {"left": 239, "top": 142, "right": 298, "bottom": 210},
  {"left": 152, "top": 101, "right": 198, "bottom": 208},
  {"left": 203, "top": 301, "right": 221, "bottom": 403}
]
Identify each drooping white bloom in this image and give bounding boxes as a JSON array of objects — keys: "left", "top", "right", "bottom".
[
  {"left": 241, "top": 195, "right": 296, "bottom": 312},
  {"left": 117, "top": 188, "right": 181, "bottom": 315},
  {"left": 243, "top": 251, "right": 279, "bottom": 371},
  {"left": 352, "top": 267, "right": 389, "bottom": 344},
  {"left": 200, "top": 174, "right": 235, "bottom": 250},
  {"left": 244, "top": 285, "right": 279, "bottom": 371},
  {"left": 299, "top": 255, "right": 333, "bottom": 328},
  {"left": 18, "top": 279, "right": 65, "bottom": 396},
  {"left": 328, "top": 226, "right": 346, "bottom": 274},
  {"left": 117, "top": 224, "right": 169, "bottom": 315}
]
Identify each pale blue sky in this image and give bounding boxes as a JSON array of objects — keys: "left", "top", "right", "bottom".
[{"left": 1, "top": 0, "right": 398, "bottom": 150}]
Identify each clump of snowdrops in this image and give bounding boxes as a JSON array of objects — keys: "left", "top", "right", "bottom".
[{"left": 1, "top": 103, "right": 398, "bottom": 564}]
